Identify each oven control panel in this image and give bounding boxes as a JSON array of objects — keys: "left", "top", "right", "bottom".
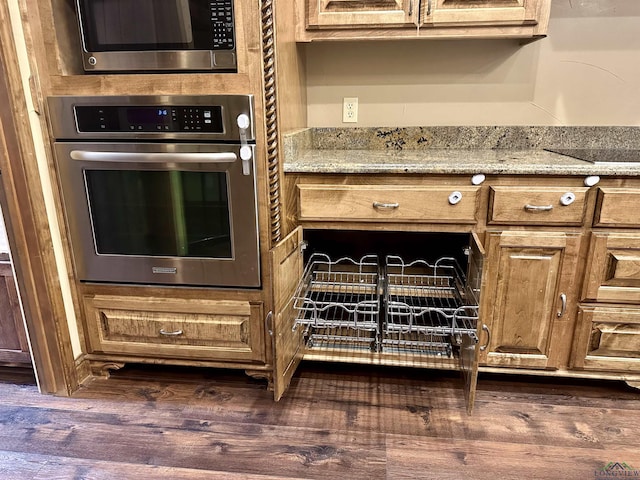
[{"left": 74, "top": 105, "right": 225, "bottom": 133}]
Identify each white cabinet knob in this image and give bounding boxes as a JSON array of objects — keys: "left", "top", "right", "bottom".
[
  {"left": 560, "top": 192, "right": 576, "bottom": 206},
  {"left": 471, "top": 174, "right": 486, "bottom": 185},
  {"left": 448, "top": 191, "right": 463, "bottom": 205},
  {"left": 584, "top": 176, "right": 600, "bottom": 187}
]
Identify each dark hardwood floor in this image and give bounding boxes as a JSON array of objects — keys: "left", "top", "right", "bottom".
[{"left": 1, "top": 363, "right": 639, "bottom": 479}]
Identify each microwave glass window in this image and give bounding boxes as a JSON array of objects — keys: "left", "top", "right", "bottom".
[
  {"left": 81, "top": 0, "right": 196, "bottom": 49},
  {"left": 84, "top": 170, "right": 232, "bottom": 258}
]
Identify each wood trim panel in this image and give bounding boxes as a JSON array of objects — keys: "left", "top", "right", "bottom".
[{"left": 0, "top": 1, "right": 77, "bottom": 393}]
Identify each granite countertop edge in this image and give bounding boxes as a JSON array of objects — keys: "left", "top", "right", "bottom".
[{"left": 283, "top": 148, "right": 640, "bottom": 177}]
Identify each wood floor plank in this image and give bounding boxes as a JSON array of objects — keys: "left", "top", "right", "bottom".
[
  {"left": 0, "top": 406, "right": 386, "bottom": 480},
  {"left": 385, "top": 436, "right": 640, "bottom": 480},
  {"left": 1, "top": 363, "right": 640, "bottom": 479},
  {"left": 0, "top": 450, "right": 313, "bottom": 480}
]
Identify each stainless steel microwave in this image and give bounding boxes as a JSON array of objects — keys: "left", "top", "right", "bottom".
[{"left": 75, "top": 0, "right": 236, "bottom": 73}]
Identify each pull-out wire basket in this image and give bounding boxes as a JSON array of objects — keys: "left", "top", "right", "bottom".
[
  {"left": 293, "top": 253, "right": 381, "bottom": 351},
  {"left": 383, "top": 255, "right": 479, "bottom": 356}
]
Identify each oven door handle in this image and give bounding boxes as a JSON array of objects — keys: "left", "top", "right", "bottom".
[{"left": 69, "top": 150, "right": 238, "bottom": 164}]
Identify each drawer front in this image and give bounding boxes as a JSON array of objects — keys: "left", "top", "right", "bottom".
[
  {"left": 573, "top": 306, "right": 640, "bottom": 372},
  {"left": 84, "top": 296, "right": 265, "bottom": 362},
  {"left": 595, "top": 188, "right": 640, "bottom": 227},
  {"left": 488, "top": 186, "right": 588, "bottom": 225},
  {"left": 298, "top": 185, "right": 479, "bottom": 223},
  {"left": 583, "top": 232, "right": 640, "bottom": 304}
]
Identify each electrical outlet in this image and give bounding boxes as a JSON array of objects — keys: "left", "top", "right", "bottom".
[{"left": 342, "top": 97, "right": 358, "bottom": 123}]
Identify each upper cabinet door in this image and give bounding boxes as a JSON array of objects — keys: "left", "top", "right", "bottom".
[
  {"left": 307, "top": 0, "right": 418, "bottom": 29},
  {"left": 422, "top": 0, "right": 542, "bottom": 26}
]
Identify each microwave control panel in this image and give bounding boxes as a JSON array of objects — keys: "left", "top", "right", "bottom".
[
  {"left": 74, "top": 105, "right": 225, "bottom": 133},
  {"left": 210, "top": 0, "right": 235, "bottom": 50}
]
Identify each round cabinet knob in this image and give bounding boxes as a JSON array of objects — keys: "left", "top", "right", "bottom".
[
  {"left": 471, "top": 174, "right": 486, "bottom": 185},
  {"left": 237, "top": 113, "right": 250, "bottom": 130},
  {"left": 240, "top": 145, "right": 252, "bottom": 161},
  {"left": 584, "top": 175, "right": 601, "bottom": 187},
  {"left": 448, "top": 191, "right": 463, "bottom": 205},
  {"left": 560, "top": 192, "right": 576, "bottom": 206}
]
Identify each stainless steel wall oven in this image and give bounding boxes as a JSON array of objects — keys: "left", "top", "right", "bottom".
[{"left": 48, "top": 95, "right": 260, "bottom": 288}]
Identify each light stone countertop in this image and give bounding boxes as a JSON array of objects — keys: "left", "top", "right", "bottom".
[
  {"left": 283, "top": 127, "right": 640, "bottom": 176},
  {"left": 284, "top": 148, "right": 640, "bottom": 176}
]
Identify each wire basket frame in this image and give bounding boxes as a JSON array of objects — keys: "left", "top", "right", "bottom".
[
  {"left": 384, "top": 255, "right": 479, "bottom": 350},
  {"left": 293, "top": 254, "right": 381, "bottom": 349}
]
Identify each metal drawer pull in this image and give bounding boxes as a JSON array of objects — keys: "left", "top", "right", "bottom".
[
  {"left": 557, "top": 293, "right": 567, "bottom": 318},
  {"left": 448, "top": 191, "right": 463, "bottom": 205},
  {"left": 560, "top": 192, "right": 576, "bottom": 206},
  {"left": 159, "top": 329, "right": 184, "bottom": 336},
  {"left": 373, "top": 202, "right": 400, "bottom": 209},
  {"left": 480, "top": 324, "right": 491, "bottom": 351},
  {"left": 524, "top": 204, "right": 554, "bottom": 212}
]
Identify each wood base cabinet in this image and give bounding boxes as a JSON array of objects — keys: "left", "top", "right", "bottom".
[
  {"left": 573, "top": 306, "right": 640, "bottom": 373},
  {"left": 0, "top": 261, "right": 30, "bottom": 365},
  {"left": 270, "top": 227, "right": 487, "bottom": 413},
  {"left": 480, "top": 231, "right": 582, "bottom": 370},
  {"left": 83, "top": 295, "right": 266, "bottom": 364}
]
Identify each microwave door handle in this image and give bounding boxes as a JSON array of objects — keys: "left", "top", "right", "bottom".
[{"left": 69, "top": 150, "right": 238, "bottom": 164}]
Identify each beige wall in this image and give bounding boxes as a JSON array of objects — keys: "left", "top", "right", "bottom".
[{"left": 305, "top": 0, "right": 640, "bottom": 127}]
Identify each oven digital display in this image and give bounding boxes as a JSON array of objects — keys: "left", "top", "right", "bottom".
[
  {"left": 126, "top": 107, "right": 171, "bottom": 125},
  {"left": 74, "top": 105, "right": 224, "bottom": 133}
]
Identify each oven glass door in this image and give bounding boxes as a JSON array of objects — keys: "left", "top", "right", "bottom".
[
  {"left": 86, "top": 169, "right": 232, "bottom": 258},
  {"left": 77, "top": 0, "right": 212, "bottom": 51},
  {"left": 55, "top": 142, "right": 260, "bottom": 287}
]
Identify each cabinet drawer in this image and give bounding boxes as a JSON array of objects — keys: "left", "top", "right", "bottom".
[
  {"left": 84, "top": 296, "right": 265, "bottom": 362},
  {"left": 298, "top": 185, "right": 479, "bottom": 223},
  {"left": 582, "top": 232, "right": 640, "bottom": 304},
  {"left": 594, "top": 188, "right": 640, "bottom": 227},
  {"left": 573, "top": 306, "right": 640, "bottom": 372},
  {"left": 488, "top": 187, "right": 588, "bottom": 225}
]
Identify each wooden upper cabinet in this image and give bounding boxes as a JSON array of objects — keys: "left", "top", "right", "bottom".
[
  {"left": 480, "top": 231, "right": 582, "bottom": 370},
  {"left": 298, "top": 0, "right": 550, "bottom": 39},
  {"left": 307, "top": 0, "right": 418, "bottom": 28},
  {"left": 423, "top": 0, "right": 543, "bottom": 27}
]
